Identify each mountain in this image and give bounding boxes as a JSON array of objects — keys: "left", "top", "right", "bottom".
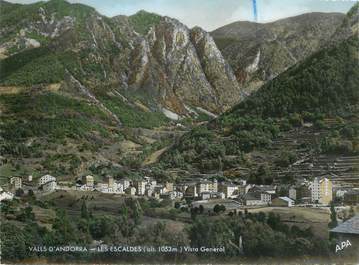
[
  {"left": 0, "top": 0, "right": 357, "bottom": 183},
  {"left": 0, "top": 0, "right": 241, "bottom": 118},
  {"left": 211, "top": 12, "right": 346, "bottom": 93},
  {"left": 160, "top": 5, "right": 359, "bottom": 184},
  {"left": 328, "top": 2, "right": 359, "bottom": 46}
]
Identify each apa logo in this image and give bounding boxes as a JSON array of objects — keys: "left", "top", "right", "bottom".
[{"left": 335, "top": 240, "right": 352, "bottom": 253}]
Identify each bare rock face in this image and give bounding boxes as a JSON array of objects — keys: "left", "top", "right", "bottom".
[
  {"left": 0, "top": 1, "right": 243, "bottom": 116},
  {"left": 328, "top": 3, "right": 359, "bottom": 46},
  {"left": 211, "top": 12, "right": 346, "bottom": 93},
  {"left": 1, "top": 0, "right": 352, "bottom": 117},
  {"left": 127, "top": 17, "right": 242, "bottom": 114}
]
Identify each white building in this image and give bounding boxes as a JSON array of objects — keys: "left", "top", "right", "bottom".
[
  {"left": 161, "top": 191, "right": 181, "bottom": 200},
  {"left": 0, "top": 187, "right": 14, "bottom": 201},
  {"left": 336, "top": 189, "right": 348, "bottom": 198},
  {"left": 244, "top": 191, "right": 271, "bottom": 206},
  {"left": 39, "top": 175, "right": 56, "bottom": 186},
  {"left": 42, "top": 180, "right": 57, "bottom": 193},
  {"left": 82, "top": 175, "right": 94, "bottom": 188},
  {"left": 289, "top": 186, "right": 297, "bottom": 200},
  {"left": 10, "top": 177, "right": 22, "bottom": 190},
  {"left": 310, "top": 177, "right": 333, "bottom": 204},
  {"left": 135, "top": 180, "right": 146, "bottom": 195},
  {"left": 116, "top": 182, "right": 124, "bottom": 194},
  {"left": 119, "top": 179, "right": 130, "bottom": 190},
  {"left": 154, "top": 185, "right": 166, "bottom": 195},
  {"left": 311, "top": 177, "right": 321, "bottom": 203},
  {"left": 219, "top": 183, "right": 238, "bottom": 198}
]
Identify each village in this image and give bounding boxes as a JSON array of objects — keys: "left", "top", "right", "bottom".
[{"left": 1, "top": 172, "right": 358, "bottom": 211}]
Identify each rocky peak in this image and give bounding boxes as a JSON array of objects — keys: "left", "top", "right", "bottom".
[
  {"left": 211, "top": 12, "right": 346, "bottom": 93},
  {"left": 126, "top": 16, "right": 242, "bottom": 115}
]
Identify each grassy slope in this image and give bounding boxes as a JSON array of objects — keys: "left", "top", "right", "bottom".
[{"left": 0, "top": 90, "right": 123, "bottom": 181}]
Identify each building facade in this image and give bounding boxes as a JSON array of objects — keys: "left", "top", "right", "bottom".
[
  {"left": 311, "top": 177, "right": 332, "bottom": 205},
  {"left": 10, "top": 177, "right": 22, "bottom": 190},
  {"left": 39, "top": 175, "right": 56, "bottom": 186}
]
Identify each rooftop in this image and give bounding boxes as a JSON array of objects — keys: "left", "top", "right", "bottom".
[
  {"left": 278, "top": 196, "right": 294, "bottom": 203},
  {"left": 330, "top": 215, "right": 359, "bottom": 235}
]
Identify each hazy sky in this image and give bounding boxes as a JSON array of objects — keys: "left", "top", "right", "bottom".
[{"left": 7, "top": 0, "right": 357, "bottom": 30}]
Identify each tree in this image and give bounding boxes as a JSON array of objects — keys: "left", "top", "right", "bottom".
[
  {"left": 174, "top": 202, "right": 181, "bottom": 209},
  {"left": 213, "top": 204, "right": 221, "bottom": 214},
  {"left": 190, "top": 207, "right": 199, "bottom": 220},
  {"left": 328, "top": 201, "right": 338, "bottom": 229},
  {"left": 16, "top": 206, "right": 35, "bottom": 222},
  {"left": 198, "top": 205, "right": 204, "bottom": 214},
  {"left": 81, "top": 200, "right": 89, "bottom": 219},
  {"left": 0, "top": 223, "right": 26, "bottom": 261},
  {"left": 213, "top": 204, "right": 226, "bottom": 214},
  {"left": 28, "top": 189, "right": 35, "bottom": 197}
]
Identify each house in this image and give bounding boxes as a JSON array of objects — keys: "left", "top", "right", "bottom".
[
  {"left": 200, "top": 191, "right": 225, "bottom": 200},
  {"left": 154, "top": 185, "right": 166, "bottom": 195},
  {"left": 200, "top": 192, "right": 211, "bottom": 200},
  {"left": 153, "top": 192, "right": 161, "bottom": 199},
  {"left": 237, "top": 179, "right": 247, "bottom": 186},
  {"left": 119, "top": 179, "right": 131, "bottom": 190},
  {"left": 272, "top": 196, "right": 295, "bottom": 207},
  {"left": 0, "top": 187, "right": 14, "bottom": 201},
  {"left": 196, "top": 181, "right": 211, "bottom": 194},
  {"left": 218, "top": 183, "right": 238, "bottom": 198},
  {"left": 106, "top": 176, "right": 114, "bottom": 188},
  {"left": 145, "top": 188, "right": 154, "bottom": 197},
  {"left": 289, "top": 186, "right": 297, "bottom": 200},
  {"left": 251, "top": 185, "right": 277, "bottom": 195},
  {"left": 330, "top": 215, "right": 359, "bottom": 256},
  {"left": 185, "top": 185, "right": 197, "bottom": 198},
  {"left": 164, "top": 182, "right": 174, "bottom": 192},
  {"left": 196, "top": 179, "right": 218, "bottom": 193},
  {"left": 244, "top": 192, "right": 263, "bottom": 206},
  {"left": 238, "top": 184, "right": 252, "bottom": 196},
  {"left": 176, "top": 183, "right": 190, "bottom": 193},
  {"left": 42, "top": 180, "right": 57, "bottom": 193},
  {"left": 344, "top": 190, "right": 359, "bottom": 205},
  {"left": 134, "top": 180, "right": 146, "bottom": 195},
  {"left": 208, "top": 179, "right": 218, "bottom": 192},
  {"left": 335, "top": 189, "right": 349, "bottom": 199},
  {"left": 244, "top": 191, "right": 271, "bottom": 206},
  {"left": 82, "top": 175, "right": 94, "bottom": 188},
  {"left": 211, "top": 192, "right": 225, "bottom": 199},
  {"left": 10, "top": 177, "right": 22, "bottom": 191},
  {"left": 116, "top": 182, "right": 124, "bottom": 194},
  {"left": 38, "top": 175, "right": 56, "bottom": 186},
  {"left": 27, "top": 175, "right": 33, "bottom": 182},
  {"left": 296, "top": 182, "right": 311, "bottom": 203},
  {"left": 161, "top": 191, "right": 182, "bottom": 200},
  {"left": 310, "top": 177, "right": 332, "bottom": 205}
]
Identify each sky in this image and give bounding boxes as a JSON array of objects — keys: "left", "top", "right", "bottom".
[{"left": 7, "top": 0, "right": 357, "bottom": 31}]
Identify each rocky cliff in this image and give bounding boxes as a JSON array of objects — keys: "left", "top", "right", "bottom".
[
  {"left": 211, "top": 12, "right": 346, "bottom": 93},
  {"left": 0, "top": 0, "right": 242, "bottom": 118}
]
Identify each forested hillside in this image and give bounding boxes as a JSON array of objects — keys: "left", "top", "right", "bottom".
[{"left": 160, "top": 35, "right": 359, "bottom": 183}]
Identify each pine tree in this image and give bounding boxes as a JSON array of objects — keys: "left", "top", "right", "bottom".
[{"left": 81, "top": 200, "right": 89, "bottom": 219}]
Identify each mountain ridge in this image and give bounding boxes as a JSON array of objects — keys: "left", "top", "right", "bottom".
[{"left": 212, "top": 12, "right": 347, "bottom": 93}]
